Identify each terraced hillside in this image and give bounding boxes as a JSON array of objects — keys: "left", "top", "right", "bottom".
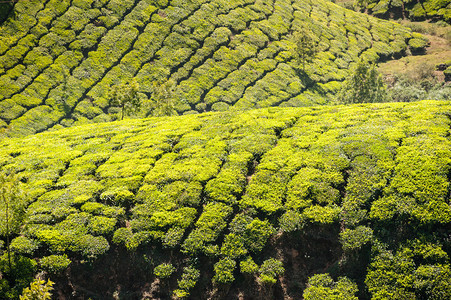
[
  {"left": 0, "top": 101, "right": 450, "bottom": 299},
  {"left": 0, "top": 0, "right": 428, "bottom": 137}
]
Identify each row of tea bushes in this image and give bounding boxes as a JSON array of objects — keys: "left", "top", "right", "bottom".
[
  {"left": 0, "top": 0, "right": 427, "bottom": 137},
  {"left": 0, "top": 100, "right": 450, "bottom": 298}
]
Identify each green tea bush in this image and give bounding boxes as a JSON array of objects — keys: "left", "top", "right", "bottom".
[
  {"left": 154, "top": 263, "right": 175, "bottom": 279},
  {"left": 0, "top": 100, "right": 450, "bottom": 297},
  {"left": 258, "top": 258, "right": 284, "bottom": 285},
  {"left": 40, "top": 254, "right": 71, "bottom": 274},
  {"left": 340, "top": 226, "right": 374, "bottom": 251},
  {"left": 10, "top": 236, "right": 38, "bottom": 255},
  {"left": 174, "top": 266, "right": 200, "bottom": 298},
  {"left": 240, "top": 256, "right": 258, "bottom": 275},
  {"left": 0, "top": 0, "right": 426, "bottom": 136},
  {"left": 213, "top": 258, "right": 236, "bottom": 284},
  {"left": 303, "top": 273, "right": 358, "bottom": 300}
]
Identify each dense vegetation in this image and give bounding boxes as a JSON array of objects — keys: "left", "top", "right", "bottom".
[
  {"left": 0, "top": 0, "right": 428, "bottom": 137},
  {"left": 351, "top": 0, "right": 450, "bottom": 22},
  {"left": 0, "top": 101, "right": 450, "bottom": 299}
]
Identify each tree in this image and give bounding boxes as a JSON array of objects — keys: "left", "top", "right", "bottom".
[
  {"left": 109, "top": 79, "right": 140, "bottom": 120},
  {"left": 338, "top": 61, "right": 389, "bottom": 104},
  {"left": 293, "top": 28, "right": 319, "bottom": 72},
  {"left": 0, "top": 173, "right": 26, "bottom": 271},
  {"left": 149, "top": 80, "right": 178, "bottom": 117},
  {"left": 19, "top": 278, "right": 54, "bottom": 300}
]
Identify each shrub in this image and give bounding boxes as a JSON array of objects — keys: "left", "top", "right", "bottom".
[
  {"left": 213, "top": 258, "right": 236, "bottom": 284},
  {"left": 154, "top": 263, "right": 175, "bottom": 279},
  {"left": 220, "top": 234, "right": 247, "bottom": 258},
  {"left": 175, "top": 266, "right": 200, "bottom": 298},
  {"left": 304, "top": 273, "right": 358, "bottom": 300},
  {"left": 258, "top": 258, "right": 284, "bottom": 285},
  {"left": 10, "top": 236, "right": 38, "bottom": 255},
  {"left": 243, "top": 219, "right": 275, "bottom": 253},
  {"left": 240, "top": 256, "right": 258, "bottom": 274},
  {"left": 40, "top": 254, "right": 71, "bottom": 274},
  {"left": 340, "top": 226, "right": 374, "bottom": 251},
  {"left": 19, "top": 278, "right": 54, "bottom": 300},
  {"left": 88, "top": 216, "right": 116, "bottom": 235},
  {"left": 76, "top": 235, "right": 110, "bottom": 259},
  {"left": 279, "top": 210, "right": 303, "bottom": 233}
]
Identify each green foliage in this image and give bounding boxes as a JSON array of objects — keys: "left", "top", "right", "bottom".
[
  {"left": 10, "top": 236, "right": 38, "bottom": 255},
  {"left": 258, "top": 258, "right": 284, "bottom": 285},
  {"left": 366, "top": 243, "right": 451, "bottom": 300},
  {"left": 149, "top": 80, "right": 178, "bottom": 117},
  {"left": 213, "top": 258, "right": 236, "bottom": 284},
  {"left": 337, "top": 61, "right": 389, "bottom": 104},
  {"left": 279, "top": 210, "right": 303, "bottom": 232},
  {"left": 39, "top": 255, "right": 71, "bottom": 274},
  {"left": 242, "top": 218, "right": 275, "bottom": 253},
  {"left": 0, "top": 0, "right": 426, "bottom": 136},
  {"left": 109, "top": 79, "right": 140, "bottom": 120},
  {"left": 154, "top": 263, "right": 175, "bottom": 279},
  {"left": 88, "top": 216, "right": 116, "bottom": 235},
  {"left": 240, "top": 256, "right": 259, "bottom": 274},
  {"left": 303, "top": 273, "right": 358, "bottom": 300},
  {"left": 174, "top": 266, "right": 200, "bottom": 298},
  {"left": 0, "top": 102, "right": 449, "bottom": 297},
  {"left": 0, "top": 253, "right": 37, "bottom": 300},
  {"left": 0, "top": 173, "right": 27, "bottom": 271},
  {"left": 220, "top": 233, "right": 247, "bottom": 258},
  {"left": 355, "top": 0, "right": 450, "bottom": 22},
  {"left": 293, "top": 28, "right": 319, "bottom": 71},
  {"left": 340, "top": 226, "right": 374, "bottom": 251},
  {"left": 19, "top": 278, "right": 54, "bottom": 300}
]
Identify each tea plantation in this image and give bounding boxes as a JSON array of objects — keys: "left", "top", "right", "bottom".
[
  {"left": 1, "top": 100, "right": 450, "bottom": 298},
  {"left": 0, "top": 0, "right": 428, "bottom": 137},
  {"left": 352, "top": 0, "right": 450, "bottom": 22}
]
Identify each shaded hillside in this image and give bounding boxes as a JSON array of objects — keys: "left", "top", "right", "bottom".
[
  {"left": 0, "top": 101, "right": 450, "bottom": 299},
  {"left": 0, "top": 0, "right": 427, "bottom": 137}
]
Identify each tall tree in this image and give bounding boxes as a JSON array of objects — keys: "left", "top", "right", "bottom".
[
  {"left": 109, "top": 79, "right": 140, "bottom": 120},
  {"left": 150, "top": 80, "right": 178, "bottom": 117},
  {"left": 0, "top": 173, "right": 26, "bottom": 271},
  {"left": 293, "top": 28, "right": 319, "bottom": 72},
  {"left": 338, "top": 60, "right": 389, "bottom": 104}
]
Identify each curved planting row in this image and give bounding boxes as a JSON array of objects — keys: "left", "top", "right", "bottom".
[
  {"left": 0, "top": 100, "right": 450, "bottom": 298},
  {"left": 0, "top": 0, "right": 428, "bottom": 137}
]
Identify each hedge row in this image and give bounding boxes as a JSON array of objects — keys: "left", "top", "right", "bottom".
[
  {"left": 0, "top": 0, "right": 427, "bottom": 137},
  {"left": 0, "top": 100, "right": 450, "bottom": 298}
]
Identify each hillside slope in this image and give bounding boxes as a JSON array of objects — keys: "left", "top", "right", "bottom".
[
  {"left": 352, "top": 0, "right": 450, "bottom": 22},
  {"left": 0, "top": 100, "right": 450, "bottom": 299},
  {"left": 0, "top": 0, "right": 427, "bottom": 137}
]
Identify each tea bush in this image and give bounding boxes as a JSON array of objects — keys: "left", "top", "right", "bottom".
[{"left": 0, "top": 0, "right": 426, "bottom": 137}]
